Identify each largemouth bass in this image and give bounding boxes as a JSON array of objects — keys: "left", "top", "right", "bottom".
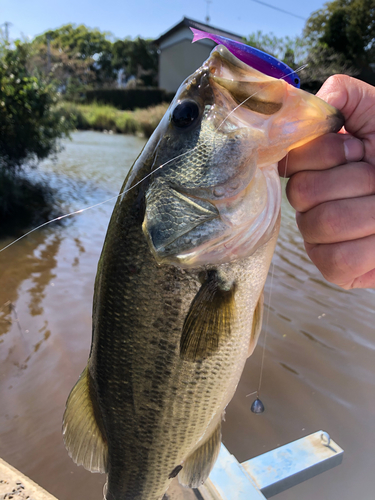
[{"left": 63, "top": 45, "right": 343, "bottom": 500}]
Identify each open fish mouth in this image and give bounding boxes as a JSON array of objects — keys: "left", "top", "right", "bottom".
[{"left": 141, "top": 45, "right": 344, "bottom": 268}]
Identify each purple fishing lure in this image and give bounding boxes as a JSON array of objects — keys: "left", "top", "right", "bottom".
[{"left": 191, "top": 28, "right": 300, "bottom": 88}]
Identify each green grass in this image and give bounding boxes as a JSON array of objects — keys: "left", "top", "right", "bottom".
[{"left": 58, "top": 101, "right": 169, "bottom": 138}]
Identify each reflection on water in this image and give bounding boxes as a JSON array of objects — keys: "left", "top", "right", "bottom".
[{"left": 0, "top": 132, "right": 374, "bottom": 500}]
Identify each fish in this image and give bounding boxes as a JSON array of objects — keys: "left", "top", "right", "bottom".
[
  {"left": 62, "top": 44, "right": 343, "bottom": 500},
  {"left": 191, "top": 28, "right": 301, "bottom": 87}
]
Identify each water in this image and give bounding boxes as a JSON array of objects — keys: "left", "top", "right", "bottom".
[{"left": 0, "top": 131, "right": 374, "bottom": 500}]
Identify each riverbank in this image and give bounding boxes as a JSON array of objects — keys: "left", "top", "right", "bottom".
[{"left": 58, "top": 102, "right": 169, "bottom": 138}]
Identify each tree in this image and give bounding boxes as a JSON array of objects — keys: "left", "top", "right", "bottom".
[
  {"left": 244, "top": 31, "right": 308, "bottom": 67},
  {"left": 0, "top": 41, "right": 74, "bottom": 231},
  {"left": 31, "top": 24, "right": 115, "bottom": 97},
  {"left": 244, "top": 3, "right": 361, "bottom": 92},
  {"left": 30, "top": 25, "right": 158, "bottom": 96},
  {"left": 106, "top": 37, "right": 158, "bottom": 87},
  {"left": 304, "top": 0, "right": 375, "bottom": 68},
  {"left": 0, "top": 41, "right": 72, "bottom": 169}
]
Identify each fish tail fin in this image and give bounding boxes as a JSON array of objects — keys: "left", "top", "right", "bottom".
[
  {"left": 191, "top": 28, "right": 208, "bottom": 43},
  {"left": 178, "top": 421, "right": 221, "bottom": 488},
  {"left": 63, "top": 365, "right": 108, "bottom": 473}
]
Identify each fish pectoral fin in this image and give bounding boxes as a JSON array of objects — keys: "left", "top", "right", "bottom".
[
  {"left": 248, "top": 290, "right": 264, "bottom": 357},
  {"left": 180, "top": 270, "right": 236, "bottom": 361},
  {"left": 63, "top": 365, "right": 108, "bottom": 473},
  {"left": 178, "top": 422, "right": 221, "bottom": 488}
]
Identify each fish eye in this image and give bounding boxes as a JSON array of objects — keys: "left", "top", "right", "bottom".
[
  {"left": 294, "top": 77, "right": 300, "bottom": 85},
  {"left": 171, "top": 100, "right": 200, "bottom": 128}
]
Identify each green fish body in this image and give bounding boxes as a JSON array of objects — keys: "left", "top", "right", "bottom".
[{"left": 63, "top": 46, "right": 343, "bottom": 500}]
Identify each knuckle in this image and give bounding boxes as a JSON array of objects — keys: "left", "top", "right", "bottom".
[
  {"left": 365, "top": 163, "right": 375, "bottom": 194},
  {"left": 298, "top": 201, "right": 348, "bottom": 244},
  {"left": 316, "top": 202, "right": 346, "bottom": 241},
  {"left": 308, "top": 243, "right": 353, "bottom": 285},
  {"left": 321, "top": 137, "right": 346, "bottom": 167},
  {"left": 286, "top": 172, "right": 315, "bottom": 211}
]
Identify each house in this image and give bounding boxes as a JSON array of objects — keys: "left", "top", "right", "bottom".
[{"left": 154, "top": 17, "right": 243, "bottom": 92}]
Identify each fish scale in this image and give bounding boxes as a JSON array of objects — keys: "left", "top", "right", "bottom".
[{"left": 91, "top": 197, "right": 275, "bottom": 499}]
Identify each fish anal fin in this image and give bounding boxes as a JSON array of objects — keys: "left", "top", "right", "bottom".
[
  {"left": 180, "top": 270, "right": 236, "bottom": 361},
  {"left": 178, "top": 422, "right": 221, "bottom": 488},
  {"left": 248, "top": 291, "right": 264, "bottom": 357},
  {"left": 63, "top": 365, "right": 108, "bottom": 473}
]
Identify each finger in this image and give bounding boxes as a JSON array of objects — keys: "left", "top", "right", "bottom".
[
  {"left": 351, "top": 268, "right": 375, "bottom": 289},
  {"left": 278, "top": 133, "right": 364, "bottom": 177},
  {"left": 296, "top": 195, "right": 375, "bottom": 245},
  {"left": 317, "top": 75, "right": 375, "bottom": 163},
  {"left": 286, "top": 162, "right": 375, "bottom": 212},
  {"left": 305, "top": 235, "right": 375, "bottom": 289}
]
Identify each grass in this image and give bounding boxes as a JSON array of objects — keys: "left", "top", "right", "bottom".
[{"left": 58, "top": 101, "right": 169, "bottom": 138}]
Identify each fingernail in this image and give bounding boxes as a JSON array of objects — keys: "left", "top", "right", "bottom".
[{"left": 344, "top": 137, "right": 364, "bottom": 162}]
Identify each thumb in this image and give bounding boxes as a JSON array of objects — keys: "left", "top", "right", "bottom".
[{"left": 316, "top": 75, "right": 375, "bottom": 163}]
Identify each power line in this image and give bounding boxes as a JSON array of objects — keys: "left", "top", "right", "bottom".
[{"left": 249, "top": 0, "right": 307, "bottom": 21}]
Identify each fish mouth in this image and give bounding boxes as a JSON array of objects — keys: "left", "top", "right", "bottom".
[
  {"left": 142, "top": 46, "right": 345, "bottom": 269},
  {"left": 204, "top": 45, "right": 345, "bottom": 163}
]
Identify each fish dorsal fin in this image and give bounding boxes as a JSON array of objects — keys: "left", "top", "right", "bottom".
[
  {"left": 63, "top": 365, "right": 108, "bottom": 473},
  {"left": 178, "top": 421, "right": 222, "bottom": 488},
  {"left": 180, "top": 270, "right": 236, "bottom": 361},
  {"left": 248, "top": 291, "right": 264, "bottom": 357}
]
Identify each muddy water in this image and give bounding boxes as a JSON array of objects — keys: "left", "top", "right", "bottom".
[{"left": 0, "top": 131, "right": 374, "bottom": 500}]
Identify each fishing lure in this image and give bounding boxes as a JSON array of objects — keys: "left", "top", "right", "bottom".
[{"left": 191, "top": 28, "right": 300, "bottom": 88}]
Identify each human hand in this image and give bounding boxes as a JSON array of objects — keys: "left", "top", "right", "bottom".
[{"left": 279, "top": 75, "right": 375, "bottom": 289}]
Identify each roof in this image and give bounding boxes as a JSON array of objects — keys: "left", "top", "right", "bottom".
[{"left": 154, "top": 17, "right": 243, "bottom": 46}]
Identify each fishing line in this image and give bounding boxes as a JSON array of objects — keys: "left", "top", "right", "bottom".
[
  {"left": 216, "top": 64, "right": 308, "bottom": 132},
  {"left": 249, "top": 151, "right": 290, "bottom": 414},
  {"left": 0, "top": 147, "right": 200, "bottom": 253},
  {"left": 0, "top": 64, "right": 306, "bottom": 254}
]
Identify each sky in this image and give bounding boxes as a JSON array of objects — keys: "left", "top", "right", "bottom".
[{"left": 2, "top": 0, "right": 329, "bottom": 42}]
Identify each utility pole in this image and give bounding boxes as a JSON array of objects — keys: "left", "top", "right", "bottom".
[
  {"left": 2, "top": 22, "right": 12, "bottom": 43},
  {"left": 205, "top": 0, "right": 212, "bottom": 24}
]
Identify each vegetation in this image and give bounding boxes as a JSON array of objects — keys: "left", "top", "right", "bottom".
[
  {"left": 58, "top": 101, "right": 169, "bottom": 138},
  {"left": 30, "top": 24, "right": 158, "bottom": 99},
  {"left": 0, "top": 41, "right": 72, "bottom": 170},
  {"left": 1, "top": 0, "right": 374, "bottom": 235},
  {"left": 244, "top": 0, "right": 375, "bottom": 90},
  {"left": 243, "top": 32, "right": 355, "bottom": 91},
  {"left": 0, "top": 41, "right": 73, "bottom": 233},
  {"left": 304, "top": 0, "right": 375, "bottom": 69}
]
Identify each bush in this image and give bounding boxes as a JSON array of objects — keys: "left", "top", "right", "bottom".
[
  {"left": 0, "top": 41, "right": 73, "bottom": 170},
  {"left": 0, "top": 41, "right": 75, "bottom": 233}
]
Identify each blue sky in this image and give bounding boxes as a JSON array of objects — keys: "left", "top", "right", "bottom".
[{"left": 2, "top": 0, "right": 328, "bottom": 42}]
